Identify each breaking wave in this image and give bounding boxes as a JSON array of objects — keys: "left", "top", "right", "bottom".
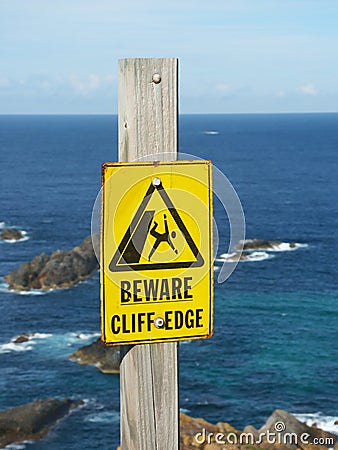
[
  {"left": 0, "top": 282, "right": 50, "bottom": 296},
  {"left": 0, "top": 332, "right": 52, "bottom": 354},
  {"left": 259, "top": 242, "right": 308, "bottom": 252},
  {"left": 216, "top": 251, "right": 274, "bottom": 263},
  {"left": 294, "top": 412, "right": 338, "bottom": 435},
  {"left": 0, "top": 331, "right": 100, "bottom": 355},
  {"left": 216, "top": 239, "right": 309, "bottom": 264}
]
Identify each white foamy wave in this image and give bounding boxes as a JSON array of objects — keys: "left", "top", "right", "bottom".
[
  {"left": 0, "top": 280, "right": 48, "bottom": 296},
  {"left": 5, "top": 442, "right": 31, "bottom": 449},
  {"left": 0, "top": 333, "right": 53, "bottom": 354},
  {"left": 76, "top": 332, "right": 101, "bottom": 340},
  {"left": 0, "top": 282, "right": 10, "bottom": 293},
  {"left": 0, "top": 341, "right": 34, "bottom": 354},
  {"left": 9, "top": 288, "right": 47, "bottom": 296},
  {"left": 267, "top": 242, "right": 308, "bottom": 252},
  {"left": 29, "top": 332, "right": 53, "bottom": 340},
  {"left": 67, "top": 332, "right": 100, "bottom": 341},
  {"left": 61, "top": 331, "right": 100, "bottom": 348},
  {"left": 216, "top": 251, "right": 274, "bottom": 263},
  {"left": 294, "top": 412, "right": 338, "bottom": 435},
  {"left": 85, "top": 411, "right": 120, "bottom": 424},
  {"left": 202, "top": 130, "right": 219, "bottom": 135}
]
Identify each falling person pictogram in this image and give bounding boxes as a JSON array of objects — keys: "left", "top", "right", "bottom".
[
  {"left": 148, "top": 214, "right": 178, "bottom": 261},
  {"left": 109, "top": 180, "right": 204, "bottom": 272}
]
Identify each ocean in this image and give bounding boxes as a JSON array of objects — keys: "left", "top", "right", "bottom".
[{"left": 0, "top": 114, "right": 337, "bottom": 448}]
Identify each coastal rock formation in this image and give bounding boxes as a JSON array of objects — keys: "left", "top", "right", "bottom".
[
  {"left": 0, "top": 227, "right": 24, "bottom": 241},
  {"left": 180, "top": 412, "right": 240, "bottom": 450},
  {"left": 180, "top": 410, "right": 336, "bottom": 450},
  {"left": 69, "top": 338, "right": 120, "bottom": 374},
  {"left": 0, "top": 398, "right": 83, "bottom": 448},
  {"left": 4, "top": 236, "right": 98, "bottom": 291},
  {"left": 237, "top": 239, "right": 296, "bottom": 251},
  {"left": 245, "top": 409, "right": 336, "bottom": 450}
]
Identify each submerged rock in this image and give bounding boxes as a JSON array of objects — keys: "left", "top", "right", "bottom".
[
  {"left": 0, "top": 227, "right": 24, "bottom": 241},
  {"left": 0, "top": 398, "right": 83, "bottom": 448},
  {"left": 69, "top": 338, "right": 120, "bottom": 374},
  {"left": 4, "top": 236, "right": 98, "bottom": 291}
]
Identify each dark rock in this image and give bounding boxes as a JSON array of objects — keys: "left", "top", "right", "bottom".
[
  {"left": 0, "top": 398, "right": 83, "bottom": 448},
  {"left": 69, "top": 338, "right": 120, "bottom": 374},
  {"left": 0, "top": 228, "right": 23, "bottom": 241},
  {"left": 257, "top": 409, "right": 336, "bottom": 449},
  {"left": 4, "top": 236, "right": 98, "bottom": 291},
  {"left": 13, "top": 334, "right": 30, "bottom": 344},
  {"left": 237, "top": 239, "right": 282, "bottom": 250}
]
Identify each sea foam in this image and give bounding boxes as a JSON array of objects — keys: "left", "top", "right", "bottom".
[
  {"left": 294, "top": 412, "right": 338, "bottom": 435},
  {"left": 265, "top": 242, "right": 308, "bottom": 252},
  {"left": 216, "top": 251, "right": 274, "bottom": 263},
  {"left": 85, "top": 410, "right": 120, "bottom": 424},
  {"left": 0, "top": 333, "right": 53, "bottom": 354}
]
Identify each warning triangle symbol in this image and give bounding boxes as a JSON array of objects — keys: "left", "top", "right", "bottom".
[{"left": 109, "top": 181, "right": 204, "bottom": 272}]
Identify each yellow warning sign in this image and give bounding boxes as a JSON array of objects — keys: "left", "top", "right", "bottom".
[{"left": 101, "top": 160, "right": 213, "bottom": 345}]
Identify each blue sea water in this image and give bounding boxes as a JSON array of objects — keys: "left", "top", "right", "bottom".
[{"left": 0, "top": 114, "right": 337, "bottom": 448}]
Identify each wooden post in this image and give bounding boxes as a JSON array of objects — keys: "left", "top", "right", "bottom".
[{"left": 118, "top": 58, "right": 179, "bottom": 450}]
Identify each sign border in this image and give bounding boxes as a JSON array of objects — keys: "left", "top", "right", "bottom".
[{"left": 101, "top": 160, "right": 213, "bottom": 345}]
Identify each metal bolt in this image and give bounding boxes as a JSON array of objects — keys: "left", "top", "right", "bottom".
[
  {"left": 154, "top": 317, "right": 165, "bottom": 329},
  {"left": 152, "top": 177, "right": 161, "bottom": 186},
  {"left": 152, "top": 73, "right": 161, "bottom": 84}
]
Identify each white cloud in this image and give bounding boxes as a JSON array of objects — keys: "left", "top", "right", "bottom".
[
  {"left": 300, "top": 83, "right": 318, "bottom": 96},
  {"left": 69, "top": 74, "right": 115, "bottom": 96},
  {"left": 69, "top": 74, "right": 101, "bottom": 95},
  {"left": 276, "top": 90, "right": 286, "bottom": 98},
  {"left": 0, "top": 77, "right": 11, "bottom": 88},
  {"left": 216, "top": 83, "right": 232, "bottom": 93}
]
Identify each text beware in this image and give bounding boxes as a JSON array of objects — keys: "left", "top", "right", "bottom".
[{"left": 120, "top": 276, "right": 193, "bottom": 303}]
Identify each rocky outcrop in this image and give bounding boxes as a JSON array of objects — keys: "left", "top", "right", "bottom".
[
  {"left": 0, "top": 398, "right": 83, "bottom": 448},
  {"left": 69, "top": 338, "right": 120, "bottom": 374},
  {"left": 13, "top": 333, "right": 31, "bottom": 344},
  {"left": 180, "top": 409, "right": 336, "bottom": 450},
  {"left": 237, "top": 239, "right": 296, "bottom": 251},
  {"left": 4, "top": 236, "right": 98, "bottom": 291},
  {"left": 245, "top": 409, "right": 336, "bottom": 450},
  {"left": 180, "top": 412, "right": 241, "bottom": 450},
  {"left": 0, "top": 227, "right": 24, "bottom": 241}
]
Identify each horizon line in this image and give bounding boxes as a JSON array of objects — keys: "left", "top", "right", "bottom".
[{"left": 0, "top": 111, "right": 337, "bottom": 116}]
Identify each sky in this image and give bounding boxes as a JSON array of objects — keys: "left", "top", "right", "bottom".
[{"left": 1, "top": 0, "right": 338, "bottom": 114}]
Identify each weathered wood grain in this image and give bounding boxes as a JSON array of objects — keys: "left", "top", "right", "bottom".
[
  {"left": 118, "top": 58, "right": 178, "bottom": 163},
  {"left": 118, "top": 58, "right": 179, "bottom": 450}
]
